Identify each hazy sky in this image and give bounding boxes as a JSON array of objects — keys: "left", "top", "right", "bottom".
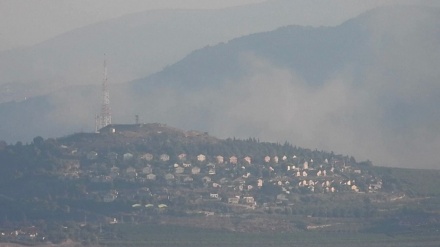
[
  {"left": 1, "top": 0, "right": 440, "bottom": 169},
  {"left": 1, "top": 0, "right": 438, "bottom": 52},
  {"left": 0, "top": 0, "right": 265, "bottom": 51}
]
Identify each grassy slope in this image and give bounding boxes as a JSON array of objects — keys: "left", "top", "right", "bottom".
[{"left": 101, "top": 223, "right": 440, "bottom": 247}]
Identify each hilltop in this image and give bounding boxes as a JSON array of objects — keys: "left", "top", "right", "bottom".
[
  {"left": 0, "top": 5, "right": 439, "bottom": 170},
  {"left": 1, "top": 123, "right": 440, "bottom": 245}
]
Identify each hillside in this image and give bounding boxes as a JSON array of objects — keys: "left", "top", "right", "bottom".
[
  {"left": 0, "top": 0, "right": 390, "bottom": 103},
  {"left": 0, "top": 5, "right": 440, "bottom": 170},
  {"left": 1, "top": 123, "right": 440, "bottom": 245}
]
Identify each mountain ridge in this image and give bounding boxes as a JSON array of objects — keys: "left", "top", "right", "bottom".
[{"left": 0, "top": 5, "right": 439, "bottom": 169}]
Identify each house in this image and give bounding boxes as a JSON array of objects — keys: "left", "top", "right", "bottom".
[
  {"left": 183, "top": 162, "right": 192, "bottom": 168},
  {"left": 208, "top": 168, "right": 216, "bottom": 175},
  {"left": 191, "top": 166, "right": 201, "bottom": 175},
  {"left": 142, "top": 166, "right": 152, "bottom": 174},
  {"left": 303, "top": 161, "right": 309, "bottom": 170},
  {"left": 369, "top": 182, "right": 382, "bottom": 192},
  {"left": 202, "top": 176, "right": 212, "bottom": 183},
  {"left": 276, "top": 194, "right": 288, "bottom": 202},
  {"left": 228, "top": 197, "right": 240, "bottom": 204},
  {"left": 160, "top": 154, "right": 170, "bottom": 162},
  {"left": 123, "top": 153, "right": 134, "bottom": 161},
  {"left": 264, "top": 156, "right": 271, "bottom": 163},
  {"left": 273, "top": 156, "right": 279, "bottom": 163},
  {"left": 282, "top": 155, "right": 288, "bottom": 161},
  {"left": 257, "top": 179, "right": 264, "bottom": 188},
  {"left": 229, "top": 156, "right": 238, "bottom": 165},
  {"left": 243, "top": 196, "right": 256, "bottom": 205},
  {"left": 216, "top": 155, "right": 224, "bottom": 164},
  {"left": 197, "top": 154, "right": 206, "bottom": 162},
  {"left": 351, "top": 185, "right": 360, "bottom": 192},
  {"left": 178, "top": 153, "right": 187, "bottom": 161},
  {"left": 141, "top": 153, "right": 154, "bottom": 161},
  {"left": 219, "top": 177, "right": 229, "bottom": 184},
  {"left": 126, "top": 167, "right": 137, "bottom": 177},
  {"left": 212, "top": 183, "right": 221, "bottom": 188},
  {"left": 238, "top": 184, "right": 244, "bottom": 191},
  {"left": 164, "top": 173, "right": 175, "bottom": 180},
  {"left": 210, "top": 193, "right": 219, "bottom": 199},
  {"left": 146, "top": 174, "right": 156, "bottom": 180},
  {"left": 87, "top": 151, "right": 98, "bottom": 160},
  {"left": 175, "top": 166, "right": 185, "bottom": 174},
  {"left": 110, "top": 166, "right": 120, "bottom": 175},
  {"left": 244, "top": 156, "right": 252, "bottom": 164},
  {"left": 183, "top": 176, "right": 194, "bottom": 183}
]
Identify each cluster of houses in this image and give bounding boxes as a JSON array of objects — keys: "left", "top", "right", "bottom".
[
  {"left": 56, "top": 147, "right": 383, "bottom": 210},
  {"left": 0, "top": 226, "right": 43, "bottom": 242}
]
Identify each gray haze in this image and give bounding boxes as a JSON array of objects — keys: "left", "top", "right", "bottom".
[
  {"left": 113, "top": 6, "right": 440, "bottom": 169},
  {"left": 1, "top": 0, "right": 439, "bottom": 103},
  {"left": 0, "top": 0, "right": 265, "bottom": 52},
  {"left": 1, "top": 2, "right": 440, "bottom": 170},
  {"left": 1, "top": 0, "right": 438, "bottom": 51}
]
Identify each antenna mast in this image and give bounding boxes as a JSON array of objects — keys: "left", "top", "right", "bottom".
[{"left": 96, "top": 57, "right": 112, "bottom": 132}]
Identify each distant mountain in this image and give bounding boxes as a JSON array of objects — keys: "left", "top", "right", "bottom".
[
  {"left": 0, "top": 0, "right": 406, "bottom": 103},
  {"left": 124, "top": 5, "right": 440, "bottom": 169},
  {"left": 1, "top": 5, "right": 439, "bottom": 169}
]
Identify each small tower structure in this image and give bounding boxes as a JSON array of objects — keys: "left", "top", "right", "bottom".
[{"left": 95, "top": 58, "right": 112, "bottom": 132}]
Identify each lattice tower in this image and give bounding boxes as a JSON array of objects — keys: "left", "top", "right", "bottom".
[{"left": 96, "top": 59, "right": 112, "bottom": 131}]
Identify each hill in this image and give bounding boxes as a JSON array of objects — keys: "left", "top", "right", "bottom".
[
  {"left": 0, "top": 0, "right": 392, "bottom": 103},
  {"left": 1, "top": 123, "right": 440, "bottom": 245},
  {"left": 1, "top": 5, "right": 440, "bottom": 170}
]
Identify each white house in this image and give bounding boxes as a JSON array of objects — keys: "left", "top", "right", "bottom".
[
  {"left": 160, "top": 154, "right": 170, "bottom": 162},
  {"left": 229, "top": 156, "right": 238, "bottom": 164},
  {"left": 191, "top": 166, "right": 201, "bottom": 175},
  {"left": 141, "top": 153, "right": 154, "bottom": 161},
  {"left": 216, "top": 155, "right": 224, "bottom": 164},
  {"left": 244, "top": 156, "right": 252, "bottom": 164},
  {"left": 175, "top": 166, "right": 185, "bottom": 174},
  {"left": 123, "top": 153, "right": 134, "bottom": 161},
  {"left": 197, "top": 154, "right": 206, "bottom": 162},
  {"left": 264, "top": 156, "right": 270, "bottom": 163},
  {"left": 178, "top": 153, "right": 187, "bottom": 161}
]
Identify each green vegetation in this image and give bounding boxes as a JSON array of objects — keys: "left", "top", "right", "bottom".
[
  {"left": 100, "top": 223, "right": 440, "bottom": 247},
  {"left": 0, "top": 124, "right": 440, "bottom": 245},
  {"left": 373, "top": 167, "right": 440, "bottom": 196}
]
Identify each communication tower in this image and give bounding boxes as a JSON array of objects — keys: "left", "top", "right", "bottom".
[{"left": 95, "top": 58, "right": 112, "bottom": 132}]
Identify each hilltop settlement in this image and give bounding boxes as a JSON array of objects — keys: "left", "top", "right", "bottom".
[{"left": 0, "top": 123, "right": 439, "bottom": 245}]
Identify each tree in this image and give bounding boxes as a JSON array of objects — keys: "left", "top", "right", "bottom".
[{"left": 33, "top": 136, "right": 45, "bottom": 147}]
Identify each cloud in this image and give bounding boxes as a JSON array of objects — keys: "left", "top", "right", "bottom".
[{"left": 123, "top": 47, "right": 440, "bottom": 169}]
